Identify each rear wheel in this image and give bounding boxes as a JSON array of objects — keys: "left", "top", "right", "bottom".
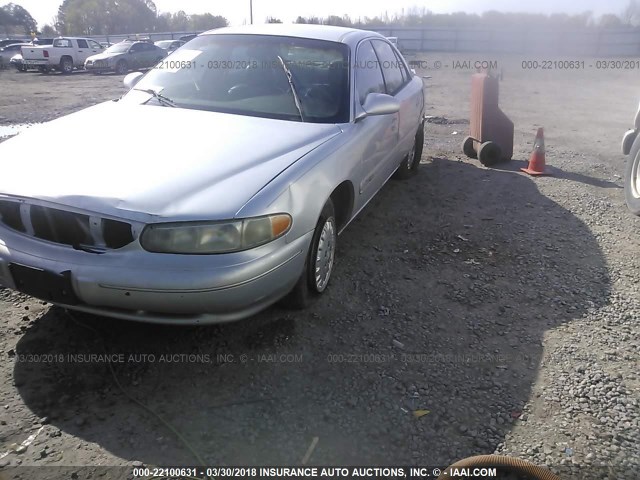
[
  {"left": 624, "top": 136, "right": 640, "bottom": 216},
  {"left": 282, "top": 200, "right": 337, "bottom": 309},
  {"left": 394, "top": 123, "right": 425, "bottom": 179},
  {"left": 60, "top": 57, "right": 73, "bottom": 74},
  {"left": 38, "top": 65, "right": 50, "bottom": 74}
]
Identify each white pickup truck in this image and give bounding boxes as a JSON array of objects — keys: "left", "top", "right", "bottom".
[{"left": 21, "top": 37, "right": 104, "bottom": 73}]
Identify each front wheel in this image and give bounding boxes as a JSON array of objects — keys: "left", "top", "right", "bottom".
[
  {"left": 625, "top": 136, "right": 640, "bottom": 215},
  {"left": 282, "top": 200, "right": 337, "bottom": 309},
  {"left": 115, "top": 60, "right": 128, "bottom": 75}
]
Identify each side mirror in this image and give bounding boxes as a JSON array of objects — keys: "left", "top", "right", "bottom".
[
  {"left": 123, "top": 71, "right": 144, "bottom": 90},
  {"left": 355, "top": 93, "right": 400, "bottom": 122}
]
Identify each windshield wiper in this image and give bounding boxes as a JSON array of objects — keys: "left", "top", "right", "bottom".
[
  {"left": 276, "top": 55, "right": 304, "bottom": 122},
  {"left": 134, "top": 88, "right": 176, "bottom": 107}
]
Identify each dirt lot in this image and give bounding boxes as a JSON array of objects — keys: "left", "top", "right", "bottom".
[{"left": 0, "top": 56, "right": 639, "bottom": 480}]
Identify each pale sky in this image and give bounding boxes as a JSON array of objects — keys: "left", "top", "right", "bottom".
[{"left": 11, "top": 0, "right": 630, "bottom": 28}]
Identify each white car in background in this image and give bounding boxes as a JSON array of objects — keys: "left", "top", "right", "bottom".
[{"left": 622, "top": 103, "right": 640, "bottom": 215}]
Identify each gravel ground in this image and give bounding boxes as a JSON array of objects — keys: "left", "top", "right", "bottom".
[{"left": 0, "top": 56, "right": 639, "bottom": 480}]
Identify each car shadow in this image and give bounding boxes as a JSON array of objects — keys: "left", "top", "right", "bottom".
[
  {"left": 493, "top": 158, "right": 622, "bottom": 189},
  {"left": 12, "top": 155, "right": 610, "bottom": 469}
]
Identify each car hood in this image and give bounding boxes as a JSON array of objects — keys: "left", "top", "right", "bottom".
[
  {"left": 87, "top": 52, "right": 121, "bottom": 61},
  {"left": 0, "top": 101, "right": 342, "bottom": 222}
]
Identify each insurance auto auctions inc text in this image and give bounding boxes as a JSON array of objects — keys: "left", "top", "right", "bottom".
[{"left": 256, "top": 466, "right": 497, "bottom": 478}]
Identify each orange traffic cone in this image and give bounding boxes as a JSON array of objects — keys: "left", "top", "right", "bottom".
[{"left": 521, "top": 128, "right": 550, "bottom": 176}]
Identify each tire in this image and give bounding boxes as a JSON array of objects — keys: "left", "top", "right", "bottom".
[
  {"left": 38, "top": 65, "right": 50, "bottom": 74},
  {"left": 478, "top": 141, "right": 502, "bottom": 167},
  {"left": 282, "top": 200, "right": 337, "bottom": 309},
  {"left": 60, "top": 57, "right": 73, "bottom": 74},
  {"left": 462, "top": 136, "right": 477, "bottom": 159},
  {"left": 115, "top": 60, "right": 128, "bottom": 75},
  {"left": 394, "top": 122, "right": 425, "bottom": 180},
  {"left": 624, "top": 135, "right": 640, "bottom": 216}
]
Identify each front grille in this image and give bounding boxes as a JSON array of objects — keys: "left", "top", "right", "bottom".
[{"left": 0, "top": 200, "right": 134, "bottom": 249}]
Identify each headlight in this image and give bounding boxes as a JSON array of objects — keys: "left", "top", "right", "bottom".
[{"left": 140, "top": 214, "right": 292, "bottom": 254}]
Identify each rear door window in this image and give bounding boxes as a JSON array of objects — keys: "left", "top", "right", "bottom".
[
  {"left": 53, "top": 39, "right": 72, "bottom": 48},
  {"left": 371, "top": 40, "right": 406, "bottom": 95}
]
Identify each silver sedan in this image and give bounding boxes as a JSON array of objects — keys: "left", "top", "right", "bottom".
[{"left": 0, "top": 25, "right": 425, "bottom": 324}]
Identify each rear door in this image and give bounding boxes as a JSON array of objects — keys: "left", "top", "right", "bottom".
[
  {"left": 144, "top": 44, "right": 163, "bottom": 67},
  {"left": 75, "top": 39, "right": 91, "bottom": 64},
  {"left": 88, "top": 40, "right": 103, "bottom": 56},
  {"left": 370, "top": 39, "right": 422, "bottom": 171},
  {"left": 354, "top": 39, "right": 399, "bottom": 200},
  {"left": 128, "top": 42, "right": 145, "bottom": 68}
]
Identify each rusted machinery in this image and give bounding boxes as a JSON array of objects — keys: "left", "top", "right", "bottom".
[{"left": 462, "top": 73, "right": 514, "bottom": 166}]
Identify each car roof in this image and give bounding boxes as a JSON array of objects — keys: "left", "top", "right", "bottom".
[
  {"left": 202, "top": 24, "right": 385, "bottom": 46},
  {"left": 116, "top": 41, "right": 151, "bottom": 46}
]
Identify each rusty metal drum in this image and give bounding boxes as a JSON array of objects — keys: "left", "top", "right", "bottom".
[{"left": 462, "top": 73, "right": 514, "bottom": 166}]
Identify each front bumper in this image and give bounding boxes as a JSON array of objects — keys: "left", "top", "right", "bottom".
[
  {"left": 0, "top": 226, "right": 312, "bottom": 325},
  {"left": 85, "top": 62, "right": 112, "bottom": 72},
  {"left": 622, "top": 129, "right": 638, "bottom": 155}
]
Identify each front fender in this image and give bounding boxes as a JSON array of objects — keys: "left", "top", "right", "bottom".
[{"left": 235, "top": 131, "right": 351, "bottom": 241}]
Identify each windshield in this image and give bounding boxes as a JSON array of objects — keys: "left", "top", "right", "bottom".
[
  {"left": 155, "top": 41, "right": 172, "bottom": 48},
  {"left": 124, "top": 34, "right": 350, "bottom": 123},
  {"left": 106, "top": 43, "right": 130, "bottom": 54}
]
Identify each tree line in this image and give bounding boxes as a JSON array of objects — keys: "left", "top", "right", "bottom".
[
  {"left": 293, "top": 7, "right": 638, "bottom": 30},
  {"left": 53, "top": 0, "right": 228, "bottom": 35},
  {"left": 0, "top": 0, "right": 228, "bottom": 36},
  {"left": 3, "top": 0, "right": 640, "bottom": 37},
  {"left": 0, "top": 3, "right": 36, "bottom": 34}
]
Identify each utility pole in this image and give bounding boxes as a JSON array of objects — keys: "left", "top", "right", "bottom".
[{"left": 250, "top": 0, "right": 253, "bottom": 24}]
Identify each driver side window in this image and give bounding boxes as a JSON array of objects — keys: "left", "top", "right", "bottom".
[{"left": 355, "top": 40, "right": 385, "bottom": 105}]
